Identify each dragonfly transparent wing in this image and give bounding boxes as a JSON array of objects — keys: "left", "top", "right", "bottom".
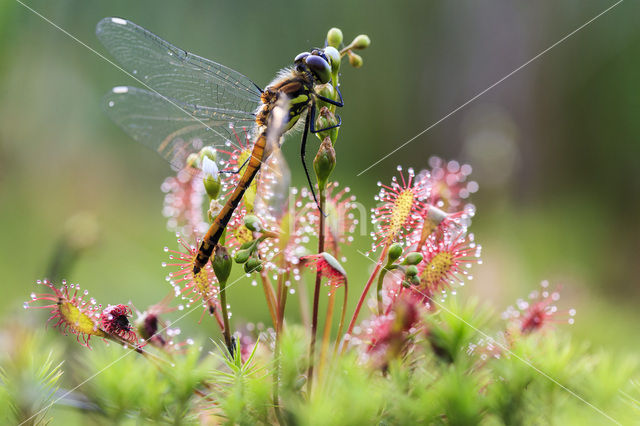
[
  {"left": 254, "top": 149, "right": 291, "bottom": 220},
  {"left": 96, "top": 17, "right": 261, "bottom": 113},
  {"left": 97, "top": 17, "right": 262, "bottom": 169},
  {"left": 104, "top": 86, "right": 256, "bottom": 170},
  {"left": 253, "top": 97, "right": 291, "bottom": 217}
]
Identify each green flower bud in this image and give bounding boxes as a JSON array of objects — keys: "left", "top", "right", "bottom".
[
  {"left": 198, "top": 146, "right": 217, "bottom": 162},
  {"left": 202, "top": 156, "right": 221, "bottom": 199},
  {"left": 315, "top": 106, "right": 339, "bottom": 143},
  {"left": 324, "top": 46, "right": 341, "bottom": 71},
  {"left": 243, "top": 215, "right": 262, "bottom": 232},
  {"left": 212, "top": 245, "right": 232, "bottom": 283},
  {"left": 234, "top": 249, "right": 251, "bottom": 264},
  {"left": 402, "top": 252, "right": 423, "bottom": 266},
  {"left": 326, "top": 28, "right": 343, "bottom": 48},
  {"left": 316, "top": 84, "right": 336, "bottom": 101},
  {"left": 351, "top": 34, "right": 371, "bottom": 50},
  {"left": 347, "top": 51, "right": 363, "bottom": 68},
  {"left": 244, "top": 258, "right": 263, "bottom": 273},
  {"left": 405, "top": 265, "right": 419, "bottom": 277},
  {"left": 313, "top": 137, "right": 336, "bottom": 190},
  {"left": 240, "top": 241, "right": 254, "bottom": 250},
  {"left": 401, "top": 280, "right": 411, "bottom": 288},
  {"left": 409, "top": 275, "right": 421, "bottom": 286},
  {"left": 204, "top": 174, "right": 222, "bottom": 199},
  {"left": 388, "top": 243, "right": 403, "bottom": 263}
]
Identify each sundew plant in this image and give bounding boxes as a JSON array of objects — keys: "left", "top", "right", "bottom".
[{"left": 12, "top": 25, "right": 640, "bottom": 425}]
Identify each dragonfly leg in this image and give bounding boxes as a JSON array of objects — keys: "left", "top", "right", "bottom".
[
  {"left": 252, "top": 81, "right": 264, "bottom": 93},
  {"left": 219, "top": 158, "right": 249, "bottom": 175},
  {"left": 309, "top": 113, "right": 342, "bottom": 134},
  {"left": 300, "top": 104, "right": 327, "bottom": 216},
  {"left": 315, "top": 86, "right": 344, "bottom": 107}
]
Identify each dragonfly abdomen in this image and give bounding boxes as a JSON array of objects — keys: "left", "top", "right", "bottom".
[{"left": 192, "top": 129, "right": 268, "bottom": 275}]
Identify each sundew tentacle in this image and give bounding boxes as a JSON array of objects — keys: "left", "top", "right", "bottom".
[
  {"left": 164, "top": 235, "right": 221, "bottom": 316},
  {"left": 370, "top": 166, "right": 430, "bottom": 251},
  {"left": 25, "top": 279, "right": 107, "bottom": 347}
]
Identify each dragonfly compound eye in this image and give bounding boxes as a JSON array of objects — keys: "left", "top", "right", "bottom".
[
  {"left": 305, "top": 55, "right": 331, "bottom": 84},
  {"left": 311, "top": 49, "right": 329, "bottom": 63},
  {"left": 294, "top": 51, "right": 310, "bottom": 63}
]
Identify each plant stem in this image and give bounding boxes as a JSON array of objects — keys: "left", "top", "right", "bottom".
[
  {"left": 259, "top": 268, "right": 279, "bottom": 329},
  {"left": 318, "top": 290, "right": 335, "bottom": 377},
  {"left": 307, "top": 189, "right": 326, "bottom": 393},
  {"left": 273, "top": 263, "right": 289, "bottom": 423},
  {"left": 209, "top": 300, "right": 226, "bottom": 331},
  {"left": 345, "top": 244, "right": 389, "bottom": 342},
  {"left": 273, "top": 333, "right": 284, "bottom": 424},
  {"left": 277, "top": 271, "right": 291, "bottom": 332},
  {"left": 376, "top": 267, "right": 390, "bottom": 315},
  {"left": 219, "top": 280, "right": 233, "bottom": 355},
  {"left": 334, "top": 281, "right": 348, "bottom": 356}
]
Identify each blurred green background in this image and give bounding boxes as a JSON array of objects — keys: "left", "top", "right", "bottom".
[{"left": 1, "top": 0, "right": 639, "bottom": 365}]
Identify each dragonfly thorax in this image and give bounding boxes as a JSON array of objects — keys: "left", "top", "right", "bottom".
[
  {"left": 256, "top": 68, "right": 313, "bottom": 131},
  {"left": 255, "top": 49, "right": 331, "bottom": 131}
]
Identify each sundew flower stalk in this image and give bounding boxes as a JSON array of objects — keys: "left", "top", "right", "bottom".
[
  {"left": 306, "top": 28, "right": 368, "bottom": 392},
  {"left": 301, "top": 252, "right": 348, "bottom": 373}
]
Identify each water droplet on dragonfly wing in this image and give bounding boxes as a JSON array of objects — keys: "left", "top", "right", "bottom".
[
  {"left": 23, "top": 302, "right": 29, "bottom": 309},
  {"left": 108, "top": 100, "right": 114, "bottom": 107},
  {"left": 289, "top": 289, "right": 295, "bottom": 294}
]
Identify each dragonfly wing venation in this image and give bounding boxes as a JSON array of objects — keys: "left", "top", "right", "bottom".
[
  {"left": 254, "top": 149, "right": 291, "bottom": 220},
  {"left": 105, "top": 86, "right": 256, "bottom": 170},
  {"left": 96, "top": 17, "right": 262, "bottom": 115}
]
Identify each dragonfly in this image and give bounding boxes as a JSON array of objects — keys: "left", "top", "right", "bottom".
[{"left": 96, "top": 17, "right": 343, "bottom": 275}]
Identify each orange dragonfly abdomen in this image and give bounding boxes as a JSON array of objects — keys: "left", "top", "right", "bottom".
[{"left": 192, "top": 129, "right": 269, "bottom": 274}]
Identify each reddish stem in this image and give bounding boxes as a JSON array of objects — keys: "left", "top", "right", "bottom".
[
  {"left": 345, "top": 245, "right": 389, "bottom": 342},
  {"left": 307, "top": 190, "right": 326, "bottom": 393},
  {"left": 259, "top": 269, "right": 279, "bottom": 329}
]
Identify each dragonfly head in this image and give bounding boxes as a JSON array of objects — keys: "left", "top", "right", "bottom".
[{"left": 294, "top": 49, "right": 332, "bottom": 85}]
